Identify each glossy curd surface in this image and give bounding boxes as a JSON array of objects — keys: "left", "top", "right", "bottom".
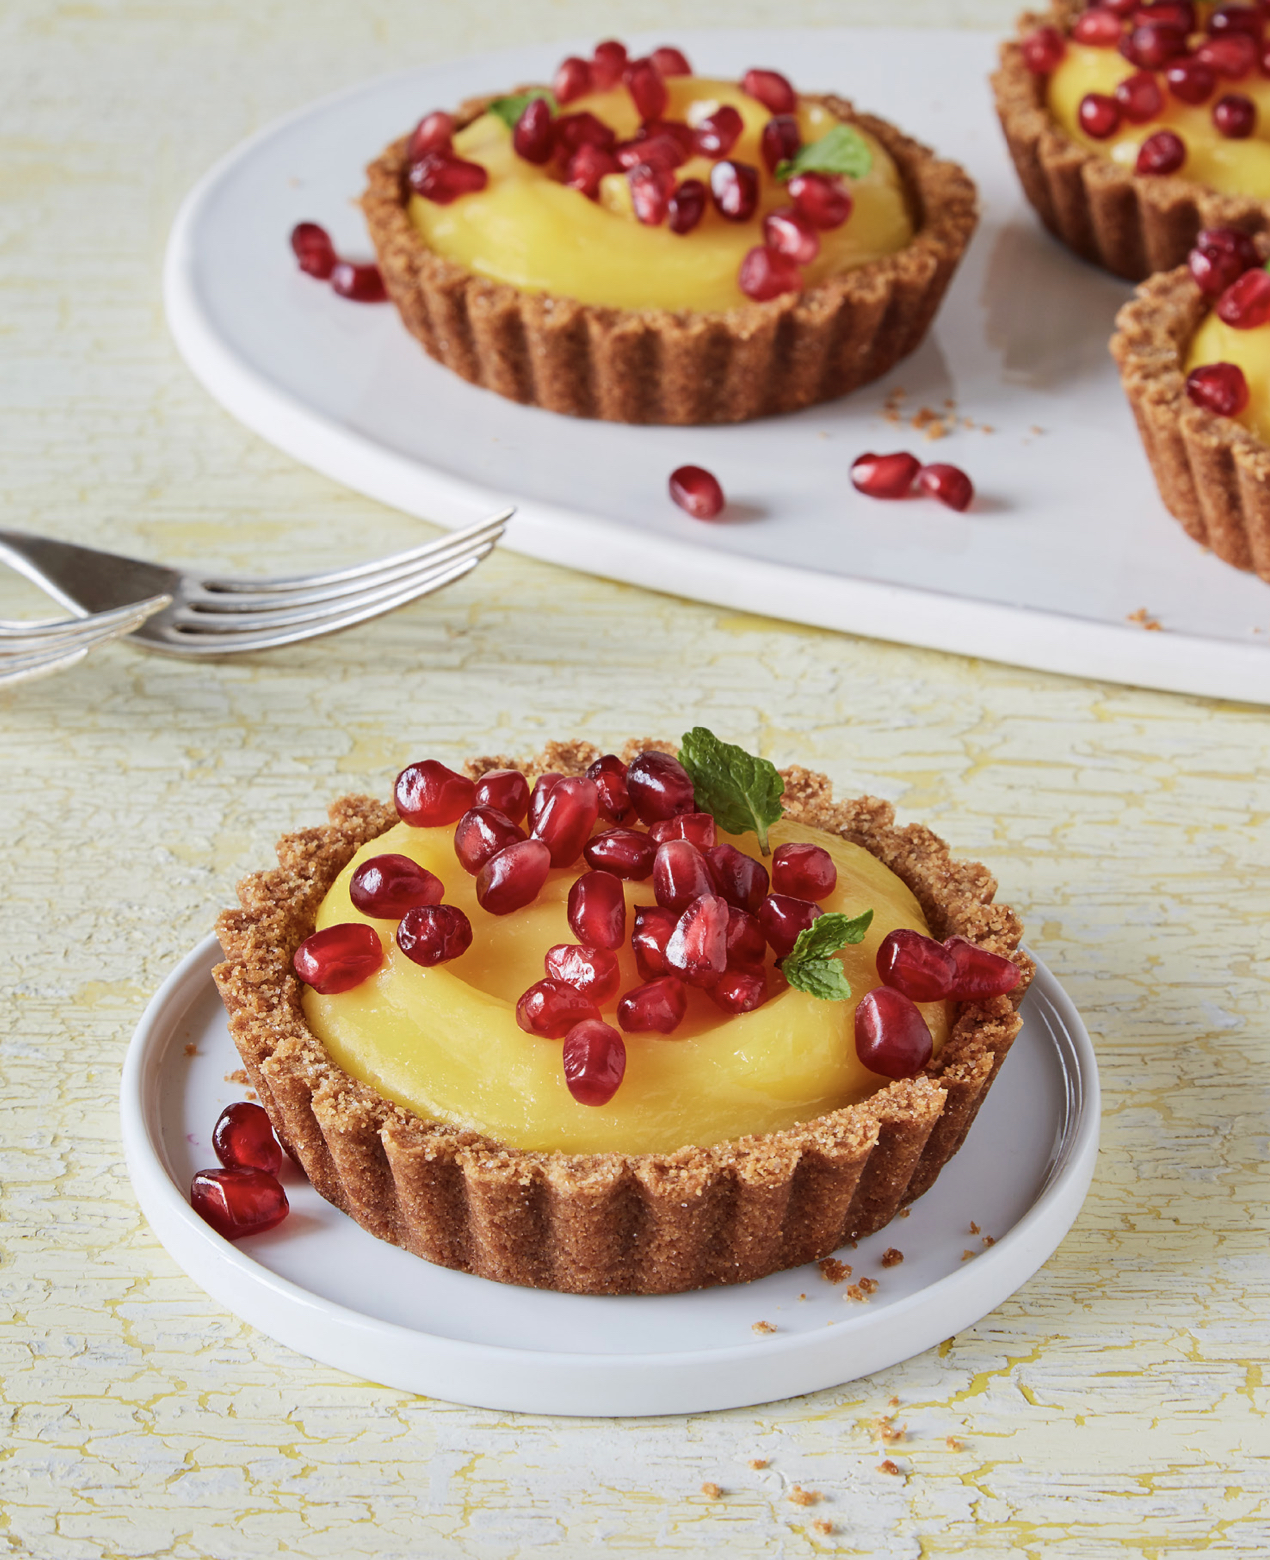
[{"left": 1187, "top": 308, "right": 1270, "bottom": 438}]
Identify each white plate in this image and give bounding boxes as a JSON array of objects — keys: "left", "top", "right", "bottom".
[
  {"left": 163, "top": 28, "right": 1270, "bottom": 706},
  {"left": 120, "top": 935, "right": 1099, "bottom": 1417}
]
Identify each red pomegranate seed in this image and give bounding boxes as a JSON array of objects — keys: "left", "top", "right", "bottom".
[
  {"left": 651, "top": 45, "right": 692, "bottom": 75},
  {"left": 850, "top": 450, "right": 921, "bottom": 499},
  {"left": 1186, "top": 361, "right": 1251, "bottom": 415},
  {"left": 787, "top": 171, "right": 853, "bottom": 230},
  {"left": 453, "top": 805, "right": 526, "bottom": 873},
  {"left": 1115, "top": 70, "right": 1164, "bottom": 122},
  {"left": 625, "top": 58, "right": 668, "bottom": 120},
  {"left": 585, "top": 754, "right": 631, "bottom": 822},
  {"left": 1189, "top": 226, "right": 1260, "bottom": 294},
  {"left": 629, "top": 161, "right": 674, "bottom": 225},
  {"left": 1072, "top": 7, "right": 1125, "bottom": 44},
  {"left": 592, "top": 39, "right": 629, "bottom": 90},
  {"left": 568, "top": 870, "right": 627, "bottom": 950},
  {"left": 1215, "top": 92, "right": 1258, "bottom": 135},
  {"left": 742, "top": 67, "right": 796, "bottom": 113},
  {"left": 1136, "top": 1, "right": 1194, "bottom": 29},
  {"left": 1120, "top": 21, "right": 1188, "bottom": 67},
  {"left": 710, "top": 968, "right": 769, "bottom": 1014},
  {"left": 408, "top": 111, "right": 455, "bottom": 162},
  {"left": 529, "top": 771, "right": 564, "bottom": 831},
  {"left": 617, "top": 977, "right": 687, "bottom": 1035},
  {"left": 1022, "top": 25, "right": 1067, "bottom": 71},
  {"left": 669, "top": 464, "right": 726, "bottom": 519},
  {"left": 396, "top": 759, "right": 476, "bottom": 827},
  {"left": 475, "top": 838, "right": 552, "bottom": 914},
  {"left": 666, "top": 893, "right": 730, "bottom": 985},
  {"left": 1078, "top": 91, "right": 1122, "bottom": 138},
  {"left": 771, "top": 842, "right": 837, "bottom": 901},
  {"left": 876, "top": 928, "right": 956, "bottom": 1002},
  {"left": 396, "top": 903, "right": 473, "bottom": 966},
  {"left": 290, "top": 222, "right": 337, "bottom": 279},
  {"left": 759, "top": 894, "right": 822, "bottom": 959},
  {"left": 668, "top": 177, "right": 707, "bottom": 234},
  {"left": 638, "top": 118, "right": 697, "bottom": 157},
  {"left": 854, "top": 988, "right": 933, "bottom": 1079},
  {"left": 763, "top": 207, "right": 820, "bottom": 264},
  {"left": 1196, "top": 32, "right": 1258, "bottom": 76},
  {"left": 616, "top": 135, "right": 685, "bottom": 172},
  {"left": 1135, "top": 128, "right": 1187, "bottom": 173},
  {"left": 627, "top": 750, "right": 695, "bottom": 822},
  {"left": 1210, "top": 3, "right": 1264, "bottom": 35},
  {"left": 710, "top": 159, "right": 760, "bottom": 221},
  {"left": 654, "top": 839, "right": 714, "bottom": 913},
  {"left": 563, "top": 1020, "right": 627, "bottom": 1105},
  {"left": 533, "top": 776, "right": 600, "bottom": 866},
  {"left": 293, "top": 923, "right": 382, "bottom": 993},
  {"left": 555, "top": 111, "right": 618, "bottom": 154},
  {"left": 517, "top": 978, "right": 600, "bottom": 1038},
  {"left": 331, "top": 261, "right": 387, "bottom": 303},
  {"left": 761, "top": 115, "right": 802, "bottom": 172},
  {"left": 705, "top": 843, "right": 769, "bottom": 914},
  {"left": 726, "top": 906, "right": 768, "bottom": 969},
  {"left": 585, "top": 827, "right": 657, "bottom": 880},
  {"left": 474, "top": 767, "right": 530, "bottom": 823},
  {"left": 944, "top": 936, "right": 1022, "bottom": 1000},
  {"left": 1166, "top": 57, "right": 1217, "bottom": 104},
  {"left": 514, "top": 97, "right": 556, "bottom": 164},
  {"left": 918, "top": 463, "right": 975, "bottom": 512},
  {"left": 554, "top": 55, "right": 594, "bottom": 104},
  {"left": 545, "top": 943, "right": 621, "bottom": 1004},
  {"left": 739, "top": 246, "right": 803, "bottom": 301},
  {"left": 566, "top": 142, "right": 620, "bottom": 199},
  {"left": 213, "top": 1101, "right": 283, "bottom": 1176},
  {"left": 349, "top": 853, "right": 444, "bottom": 917},
  {"left": 1101, "top": 0, "right": 1137, "bottom": 14},
  {"left": 191, "top": 1167, "right": 288, "bottom": 1241},
  {"left": 694, "top": 105, "right": 744, "bottom": 158},
  {"left": 407, "top": 152, "right": 489, "bottom": 204},
  {"left": 632, "top": 904, "right": 678, "bottom": 978},
  {"left": 1216, "top": 264, "right": 1270, "bottom": 326},
  {"left": 649, "top": 812, "right": 717, "bottom": 850}
]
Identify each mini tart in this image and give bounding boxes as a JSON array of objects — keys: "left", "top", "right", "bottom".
[
  {"left": 994, "top": 1, "right": 1270, "bottom": 281},
  {"left": 1112, "top": 258, "right": 1270, "bottom": 579},
  {"left": 213, "top": 740, "right": 1031, "bottom": 1296},
  {"left": 361, "top": 98, "right": 977, "bottom": 425}
]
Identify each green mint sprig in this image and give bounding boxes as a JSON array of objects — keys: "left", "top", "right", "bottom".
[
  {"left": 677, "top": 728, "right": 784, "bottom": 855},
  {"left": 775, "top": 124, "right": 873, "bottom": 183},
  {"left": 487, "top": 89, "right": 556, "bottom": 129},
  {"left": 782, "top": 910, "right": 874, "bottom": 1001}
]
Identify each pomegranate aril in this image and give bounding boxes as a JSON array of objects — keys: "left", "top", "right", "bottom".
[
  {"left": 710, "top": 159, "right": 760, "bottom": 221},
  {"left": 668, "top": 177, "right": 707, "bottom": 234},
  {"left": 453, "top": 805, "right": 527, "bottom": 873},
  {"left": 694, "top": 105, "right": 744, "bottom": 158},
  {"left": 710, "top": 968, "right": 769, "bottom": 1014},
  {"left": 293, "top": 922, "right": 383, "bottom": 994},
  {"left": 1135, "top": 1, "right": 1194, "bottom": 29},
  {"left": 1166, "top": 57, "right": 1217, "bottom": 104},
  {"left": 739, "top": 246, "right": 802, "bottom": 301},
  {"left": 1100, "top": 0, "right": 1138, "bottom": 14},
  {"left": 568, "top": 870, "right": 627, "bottom": 950},
  {"left": 705, "top": 843, "right": 769, "bottom": 914},
  {"left": 617, "top": 976, "right": 687, "bottom": 1035},
  {"left": 1215, "top": 91, "right": 1257, "bottom": 135},
  {"left": 1209, "top": 3, "right": 1265, "bottom": 36},
  {"left": 763, "top": 206, "right": 820, "bottom": 264},
  {"left": 474, "top": 767, "right": 530, "bottom": 823},
  {"left": 944, "top": 936, "right": 1022, "bottom": 1000},
  {"left": 1072, "top": 7, "right": 1125, "bottom": 44},
  {"left": 396, "top": 903, "right": 473, "bottom": 967},
  {"left": 761, "top": 114, "right": 802, "bottom": 172},
  {"left": 1120, "top": 20, "right": 1188, "bottom": 66},
  {"left": 627, "top": 750, "right": 696, "bottom": 822},
  {"left": 349, "top": 853, "right": 444, "bottom": 917},
  {"left": 554, "top": 55, "right": 594, "bottom": 104},
  {"left": 475, "top": 838, "right": 552, "bottom": 914},
  {"left": 771, "top": 841, "right": 837, "bottom": 901},
  {"left": 213, "top": 1101, "right": 283, "bottom": 1176},
  {"left": 408, "top": 152, "right": 489, "bottom": 204},
  {"left": 876, "top": 927, "right": 956, "bottom": 1002},
  {"left": 290, "top": 222, "right": 337, "bottom": 279},
  {"left": 726, "top": 906, "right": 768, "bottom": 970},
  {"left": 331, "top": 261, "right": 387, "bottom": 303},
  {"left": 1021, "top": 24, "right": 1067, "bottom": 72},
  {"left": 638, "top": 118, "right": 697, "bottom": 157},
  {"left": 514, "top": 96, "right": 556, "bottom": 163},
  {"left": 408, "top": 111, "right": 455, "bottom": 161},
  {"left": 1186, "top": 361, "right": 1250, "bottom": 416},
  {"left": 566, "top": 142, "right": 620, "bottom": 199},
  {"left": 632, "top": 904, "right": 679, "bottom": 979},
  {"left": 555, "top": 111, "right": 618, "bottom": 154},
  {"left": 759, "top": 894, "right": 823, "bottom": 959},
  {"left": 787, "top": 170, "right": 853, "bottom": 230},
  {"left": 1115, "top": 70, "right": 1164, "bottom": 122},
  {"left": 1135, "top": 128, "right": 1187, "bottom": 173},
  {"left": 918, "top": 463, "right": 975, "bottom": 512},
  {"left": 396, "top": 759, "right": 476, "bottom": 826},
  {"left": 586, "top": 754, "right": 631, "bottom": 823},
  {"left": 1196, "top": 32, "right": 1258, "bottom": 77},
  {"left": 545, "top": 943, "right": 621, "bottom": 1005},
  {"left": 625, "top": 58, "right": 668, "bottom": 121},
  {"left": 616, "top": 135, "right": 684, "bottom": 172},
  {"left": 850, "top": 450, "right": 920, "bottom": 499},
  {"left": 653, "top": 839, "right": 714, "bottom": 913},
  {"left": 517, "top": 978, "right": 600, "bottom": 1038},
  {"left": 1078, "top": 91, "right": 1122, "bottom": 138},
  {"left": 533, "top": 775, "right": 600, "bottom": 866},
  {"left": 1216, "top": 264, "right": 1270, "bottom": 326},
  {"left": 591, "top": 39, "right": 629, "bottom": 90},
  {"left": 1189, "top": 226, "right": 1260, "bottom": 295},
  {"left": 742, "top": 67, "right": 796, "bottom": 113},
  {"left": 854, "top": 988, "right": 933, "bottom": 1080},
  {"left": 585, "top": 827, "right": 657, "bottom": 881},
  {"left": 669, "top": 464, "right": 726, "bottom": 519},
  {"left": 651, "top": 45, "right": 692, "bottom": 75},
  {"left": 529, "top": 771, "right": 564, "bottom": 831},
  {"left": 666, "top": 893, "right": 730, "bottom": 986},
  {"left": 629, "top": 161, "right": 674, "bottom": 225},
  {"left": 563, "top": 1020, "right": 627, "bottom": 1105},
  {"left": 191, "top": 1167, "right": 288, "bottom": 1241},
  {"left": 650, "top": 812, "right": 717, "bottom": 850}
]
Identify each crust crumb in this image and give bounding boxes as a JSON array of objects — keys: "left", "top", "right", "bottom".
[
  {"left": 872, "top": 1416, "right": 906, "bottom": 1444},
  {"left": 845, "top": 1276, "right": 878, "bottom": 1302},
  {"left": 968, "top": 1221, "right": 980, "bottom": 1235},
  {"left": 898, "top": 1207, "right": 910, "bottom": 1218},
  {"left": 818, "top": 1257, "right": 852, "bottom": 1284},
  {"left": 946, "top": 1436, "right": 965, "bottom": 1451},
  {"left": 225, "top": 1069, "right": 249, "bottom": 1085},
  {"left": 982, "top": 1234, "right": 996, "bottom": 1248},
  {"left": 749, "top": 1458, "right": 769, "bottom": 1470},
  {"left": 812, "top": 1519, "right": 835, "bottom": 1536},
  {"left": 798, "top": 1292, "right": 808, "bottom": 1301},
  {"left": 1127, "top": 607, "right": 1162, "bottom": 631},
  {"left": 888, "top": 1395, "right": 900, "bottom": 1408},
  {"left": 877, "top": 1459, "right": 903, "bottom": 1477},
  {"left": 789, "top": 1485, "right": 822, "bottom": 1507},
  {"left": 701, "top": 1482, "right": 723, "bottom": 1500},
  {"left": 881, "top": 1248, "right": 904, "bottom": 1268},
  {"left": 752, "top": 1320, "right": 777, "bottom": 1334},
  {"left": 184, "top": 1043, "right": 198, "bottom": 1057},
  {"left": 962, "top": 1249, "right": 976, "bottom": 1261}
]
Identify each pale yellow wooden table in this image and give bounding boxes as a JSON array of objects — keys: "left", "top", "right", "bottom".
[{"left": 2, "top": 1, "right": 1268, "bottom": 1555}]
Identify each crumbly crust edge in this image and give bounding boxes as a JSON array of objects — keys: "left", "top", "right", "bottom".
[
  {"left": 360, "top": 96, "right": 978, "bottom": 425},
  {"left": 213, "top": 740, "right": 1032, "bottom": 1296}
]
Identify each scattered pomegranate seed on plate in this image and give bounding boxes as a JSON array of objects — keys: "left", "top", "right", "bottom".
[
  {"left": 669, "top": 465, "right": 726, "bottom": 519},
  {"left": 330, "top": 262, "right": 387, "bottom": 303},
  {"left": 191, "top": 1167, "right": 289, "bottom": 1241},
  {"left": 854, "top": 987, "right": 934, "bottom": 1079},
  {"left": 918, "top": 463, "right": 975, "bottom": 512},
  {"left": 290, "top": 222, "right": 337, "bottom": 278},
  {"left": 1186, "top": 361, "right": 1250, "bottom": 416},
  {"left": 563, "top": 1019, "right": 627, "bottom": 1104},
  {"left": 396, "top": 903, "right": 474, "bottom": 966},
  {"left": 213, "top": 1101, "right": 283, "bottom": 1177},
  {"left": 850, "top": 451, "right": 921, "bottom": 499},
  {"left": 349, "top": 853, "right": 444, "bottom": 917},
  {"left": 293, "top": 922, "right": 383, "bottom": 993}
]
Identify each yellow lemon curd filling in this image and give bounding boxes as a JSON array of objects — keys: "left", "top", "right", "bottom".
[
  {"left": 1187, "top": 309, "right": 1270, "bottom": 438},
  {"left": 303, "top": 818, "right": 950, "bottom": 1157},
  {"left": 408, "top": 78, "right": 914, "bottom": 313},
  {"left": 1049, "top": 40, "right": 1270, "bottom": 197}
]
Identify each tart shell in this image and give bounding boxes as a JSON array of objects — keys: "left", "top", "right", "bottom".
[
  {"left": 213, "top": 741, "right": 1032, "bottom": 1296},
  {"left": 360, "top": 99, "right": 978, "bottom": 425},
  {"left": 993, "top": 1, "right": 1270, "bottom": 282}
]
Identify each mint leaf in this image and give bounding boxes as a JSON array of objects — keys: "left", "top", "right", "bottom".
[
  {"left": 775, "top": 124, "right": 873, "bottom": 183},
  {"left": 783, "top": 910, "right": 874, "bottom": 1002},
  {"left": 677, "top": 728, "right": 784, "bottom": 855},
  {"left": 487, "top": 89, "right": 556, "bottom": 130}
]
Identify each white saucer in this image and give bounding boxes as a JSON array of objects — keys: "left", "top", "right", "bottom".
[{"left": 120, "top": 935, "right": 1099, "bottom": 1416}]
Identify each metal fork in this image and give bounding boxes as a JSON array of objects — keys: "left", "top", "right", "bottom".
[
  {"left": 0, "top": 596, "right": 172, "bottom": 687},
  {"left": 0, "top": 509, "right": 510, "bottom": 657}
]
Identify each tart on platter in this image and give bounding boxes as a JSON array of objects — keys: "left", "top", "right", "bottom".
[
  {"left": 360, "top": 40, "right": 978, "bottom": 424},
  {"left": 212, "top": 733, "right": 1030, "bottom": 1295}
]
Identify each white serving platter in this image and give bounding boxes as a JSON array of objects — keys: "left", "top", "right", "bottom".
[
  {"left": 120, "top": 934, "right": 1099, "bottom": 1417},
  {"left": 163, "top": 28, "right": 1270, "bottom": 705}
]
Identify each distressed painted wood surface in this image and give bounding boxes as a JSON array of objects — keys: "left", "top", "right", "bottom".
[{"left": 2, "top": 1, "right": 1268, "bottom": 1555}]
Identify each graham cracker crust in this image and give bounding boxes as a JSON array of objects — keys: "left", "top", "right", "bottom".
[
  {"left": 993, "top": 1, "right": 1270, "bottom": 281},
  {"left": 360, "top": 98, "right": 978, "bottom": 425},
  {"left": 212, "top": 740, "right": 1031, "bottom": 1296}
]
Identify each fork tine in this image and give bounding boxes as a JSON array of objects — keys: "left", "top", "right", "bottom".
[
  {"left": 0, "top": 596, "right": 172, "bottom": 648},
  {"left": 0, "top": 644, "right": 92, "bottom": 687}
]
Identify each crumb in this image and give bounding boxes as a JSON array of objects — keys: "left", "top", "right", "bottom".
[
  {"left": 1029, "top": 424, "right": 1044, "bottom": 434},
  {"left": 961, "top": 1250, "right": 976, "bottom": 1262},
  {"left": 981, "top": 424, "right": 995, "bottom": 434},
  {"left": 898, "top": 1207, "right": 910, "bottom": 1218},
  {"left": 812, "top": 1519, "right": 835, "bottom": 1536},
  {"left": 749, "top": 1458, "right": 768, "bottom": 1470},
  {"left": 872, "top": 1416, "right": 906, "bottom": 1444},
  {"left": 701, "top": 1482, "right": 723, "bottom": 1500},
  {"left": 789, "top": 1486, "right": 822, "bottom": 1507},
  {"left": 924, "top": 420, "right": 947, "bottom": 440},
  {"left": 881, "top": 1248, "right": 903, "bottom": 1268},
  {"left": 752, "top": 1320, "right": 777, "bottom": 1334},
  {"left": 943, "top": 397, "right": 956, "bottom": 409},
  {"left": 818, "top": 1258, "right": 852, "bottom": 1284},
  {"left": 1127, "top": 607, "right": 1162, "bottom": 631},
  {"left": 877, "top": 1460, "right": 902, "bottom": 1477},
  {"left": 969, "top": 1221, "right": 980, "bottom": 1235},
  {"left": 798, "top": 1293, "right": 808, "bottom": 1301},
  {"left": 946, "top": 1437, "right": 965, "bottom": 1451},
  {"left": 184, "top": 1043, "right": 198, "bottom": 1057},
  {"left": 888, "top": 1396, "right": 900, "bottom": 1408},
  {"left": 845, "top": 1277, "right": 878, "bottom": 1302},
  {"left": 859, "top": 1276, "right": 878, "bottom": 1296},
  {"left": 224, "top": 1069, "right": 249, "bottom": 1085},
  {"left": 982, "top": 1235, "right": 996, "bottom": 1248},
  {"left": 246, "top": 1090, "right": 258, "bottom": 1102}
]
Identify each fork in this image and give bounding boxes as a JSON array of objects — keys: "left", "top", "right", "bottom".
[
  {"left": 0, "top": 509, "right": 510, "bottom": 657},
  {"left": 0, "top": 596, "right": 173, "bottom": 687}
]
